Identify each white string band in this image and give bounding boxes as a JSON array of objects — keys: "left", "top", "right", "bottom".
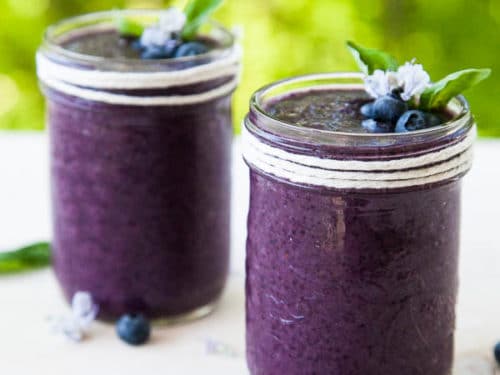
[
  {"left": 36, "top": 46, "right": 240, "bottom": 106},
  {"left": 242, "top": 126, "right": 475, "bottom": 190},
  {"left": 36, "top": 46, "right": 241, "bottom": 90}
]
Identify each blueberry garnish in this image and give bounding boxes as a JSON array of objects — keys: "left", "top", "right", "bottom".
[
  {"left": 116, "top": 314, "right": 151, "bottom": 346},
  {"left": 395, "top": 110, "right": 428, "bottom": 133},
  {"left": 141, "top": 46, "right": 170, "bottom": 60},
  {"left": 360, "top": 102, "right": 374, "bottom": 118},
  {"left": 362, "top": 119, "right": 394, "bottom": 134},
  {"left": 372, "top": 94, "right": 408, "bottom": 123},
  {"left": 494, "top": 342, "right": 500, "bottom": 365},
  {"left": 425, "top": 112, "right": 444, "bottom": 128},
  {"left": 174, "top": 41, "right": 209, "bottom": 58}
]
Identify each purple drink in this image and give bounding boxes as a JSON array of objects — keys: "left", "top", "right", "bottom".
[
  {"left": 37, "top": 11, "right": 240, "bottom": 320},
  {"left": 243, "top": 74, "right": 475, "bottom": 374}
]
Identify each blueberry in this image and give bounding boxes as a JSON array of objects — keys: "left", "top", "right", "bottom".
[
  {"left": 131, "top": 39, "right": 143, "bottom": 52},
  {"left": 164, "top": 39, "right": 181, "bottom": 57},
  {"left": 372, "top": 95, "right": 408, "bottom": 123},
  {"left": 495, "top": 342, "right": 500, "bottom": 365},
  {"left": 174, "top": 42, "right": 209, "bottom": 58},
  {"left": 360, "top": 102, "right": 374, "bottom": 118},
  {"left": 141, "top": 46, "right": 170, "bottom": 60},
  {"left": 395, "top": 110, "right": 428, "bottom": 133},
  {"left": 116, "top": 314, "right": 151, "bottom": 346},
  {"left": 425, "top": 112, "right": 444, "bottom": 128},
  {"left": 362, "top": 119, "right": 394, "bottom": 134}
]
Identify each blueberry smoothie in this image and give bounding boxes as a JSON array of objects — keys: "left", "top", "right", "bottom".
[
  {"left": 37, "top": 10, "right": 239, "bottom": 320},
  {"left": 243, "top": 74, "right": 475, "bottom": 374}
]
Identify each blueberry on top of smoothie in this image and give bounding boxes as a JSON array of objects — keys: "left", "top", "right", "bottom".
[
  {"left": 112, "top": 0, "right": 224, "bottom": 60},
  {"left": 347, "top": 41, "right": 491, "bottom": 133}
]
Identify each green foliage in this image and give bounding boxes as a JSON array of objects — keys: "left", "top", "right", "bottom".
[
  {"left": 0, "top": 242, "right": 51, "bottom": 274},
  {"left": 0, "top": 0, "right": 498, "bottom": 135},
  {"left": 115, "top": 17, "right": 145, "bottom": 37},
  {"left": 182, "top": 0, "right": 224, "bottom": 39},
  {"left": 420, "top": 68, "right": 492, "bottom": 111},
  {"left": 346, "top": 41, "right": 398, "bottom": 74}
]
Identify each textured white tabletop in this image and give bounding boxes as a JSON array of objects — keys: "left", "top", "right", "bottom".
[{"left": 0, "top": 133, "right": 498, "bottom": 374}]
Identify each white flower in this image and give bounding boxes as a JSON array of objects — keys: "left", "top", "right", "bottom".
[
  {"left": 396, "top": 61, "right": 431, "bottom": 101},
  {"left": 71, "top": 291, "right": 99, "bottom": 330},
  {"left": 363, "top": 70, "right": 399, "bottom": 98},
  {"left": 49, "top": 291, "right": 98, "bottom": 342},
  {"left": 140, "top": 27, "right": 172, "bottom": 48},
  {"left": 363, "top": 61, "right": 431, "bottom": 102},
  {"left": 140, "top": 7, "right": 186, "bottom": 48},
  {"left": 158, "top": 7, "right": 186, "bottom": 34}
]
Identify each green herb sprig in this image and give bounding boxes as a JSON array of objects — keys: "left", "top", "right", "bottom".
[
  {"left": 116, "top": 0, "right": 224, "bottom": 40},
  {"left": 0, "top": 242, "right": 51, "bottom": 274},
  {"left": 347, "top": 41, "right": 491, "bottom": 111}
]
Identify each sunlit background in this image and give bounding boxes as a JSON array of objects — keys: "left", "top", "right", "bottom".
[{"left": 0, "top": 0, "right": 498, "bottom": 135}]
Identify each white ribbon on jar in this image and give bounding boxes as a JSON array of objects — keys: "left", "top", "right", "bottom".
[
  {"left": 242, "top": 125, "right": 476, "bottom": 190},
  {"left": 36, "top": 45, "right": 241, "bottom": 106}
]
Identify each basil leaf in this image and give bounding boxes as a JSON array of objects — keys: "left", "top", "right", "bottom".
[
  {"left": 420, "top": 68, "right": 491, "bottom": 111},
  {"left": 0, "top": 242, "right": 51, "bottom": 274},
  {"left": 182, "top": 0, "right": 224, "bottom": 40},
  {"left": 346, "top": 41, "right": 399, "bottom": 75},
  {"left": 115, "top": 17, "right": 144, "bottom": 37}
]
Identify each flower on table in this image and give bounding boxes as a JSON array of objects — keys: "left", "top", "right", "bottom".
[{"left": 49, "top": 291, "right": 98, "bottom": 342}]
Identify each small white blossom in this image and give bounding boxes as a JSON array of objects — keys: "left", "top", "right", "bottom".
[
  {"left": 49, "top": 291, "right": 98, "bottom": 342},
  {"left": 140, "top": 7, "right": 186, "bottom": 48},
  {"left": 71, "top": 292, "right": 99, "bottom": 330},
  {"left": 396, "top": 61, "right": 431, "bottom": 101},
  {"left": 363, "top": 70, "right": 399, "bottom": 98},
  {"left": 140, "top": 27, "right": 172, "bottom": 48},
  {"left": 158, "top": 7, "right": 186, "bottom": 34},
  {"left": 363, "top": 61, "right": 431, "bottom": 102}
]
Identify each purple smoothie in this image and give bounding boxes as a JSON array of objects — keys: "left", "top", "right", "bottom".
[
  {"left": 38, "top": 13, "right": 238, "bottom": 319},
  {"left": 245, "top": 83, "right": 473, "bottom": 374}
]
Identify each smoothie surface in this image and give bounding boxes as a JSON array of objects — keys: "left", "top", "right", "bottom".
[
  {"left": 265, "top": 89, "right": 373, "bottom": 133},
  {"left": 264, "top": 89, "right": 454, "bottom": 134},
  {"left": 61, "top": 30, "right": 219, "bottom": 59},
  {"left": 62, "top": 30, "right": 141, "bottom": 59}
]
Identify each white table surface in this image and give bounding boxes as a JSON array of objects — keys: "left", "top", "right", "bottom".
[{"left": 0, "top": 133, "right": 499, "bottom": 375}]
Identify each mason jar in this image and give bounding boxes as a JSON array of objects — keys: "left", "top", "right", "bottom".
[
  {"left": 243, "top": 73, "right": 474, "bottom": 374},
  {"left": 37, "top": 10, "right": 240, "bottom": 320}
]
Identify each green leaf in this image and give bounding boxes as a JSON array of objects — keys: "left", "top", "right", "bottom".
[
  {"left": 346, "top": 41, "right": 399, "bottom": 75},
  {"left": 115, "top": 17, "right": 144, "bottom": 37},
  {"left": 182, "top": 0, "right": 224, "bottom": 40},
  {"left": 420, "top": 68, "right": 492, "bottom": 111},
  {"left": 0, "top": 242, "right": 51, "bottom": 274}
]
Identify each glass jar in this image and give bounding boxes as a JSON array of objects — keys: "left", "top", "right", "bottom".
[
  {"left": 37, "top": 10, "right": 240, "bottom": 321},
  {"left": 243, "top": 73, "right": 474, "bottom": 374}
]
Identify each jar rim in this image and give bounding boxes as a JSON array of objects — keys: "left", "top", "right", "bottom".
[
  {"left": 40, "top": 9, "right": 236, "bottom": 71},
  {"left": 247, "top": 72, "right": 473, "bottom": 149}
]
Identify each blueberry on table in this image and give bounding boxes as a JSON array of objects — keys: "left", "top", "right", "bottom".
[
  {"left": 395, "top": 110, "right": 428, "bottom": 133},
  {"left": 116, "top": 314, "right": 151, "bottom": 346},
  {"left": 372, "top": 95, "right": 408, "bottom": 123},
  {"left": 495, "top": 342, "right": 500, "bottom": 365},
  {"left": 174, "top": 42, "right": 209, "bottom": 58},
  {"left": 362, "top": 119, "right": 394, "bottom": 134},
  {"left": 360, "top": 102, "right": 374, "bottom": 118}
]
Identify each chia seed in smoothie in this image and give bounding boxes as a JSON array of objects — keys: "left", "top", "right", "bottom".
[
  {"left": 38, "top": 12, "right": 239, "bottom": 320},
  {"left": 244, "top": 79, "right": 473, "bottom": 374}
]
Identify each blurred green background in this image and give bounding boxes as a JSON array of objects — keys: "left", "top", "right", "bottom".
[{"left": 0, "top": 0, "right": 498, "bottom": 135}]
